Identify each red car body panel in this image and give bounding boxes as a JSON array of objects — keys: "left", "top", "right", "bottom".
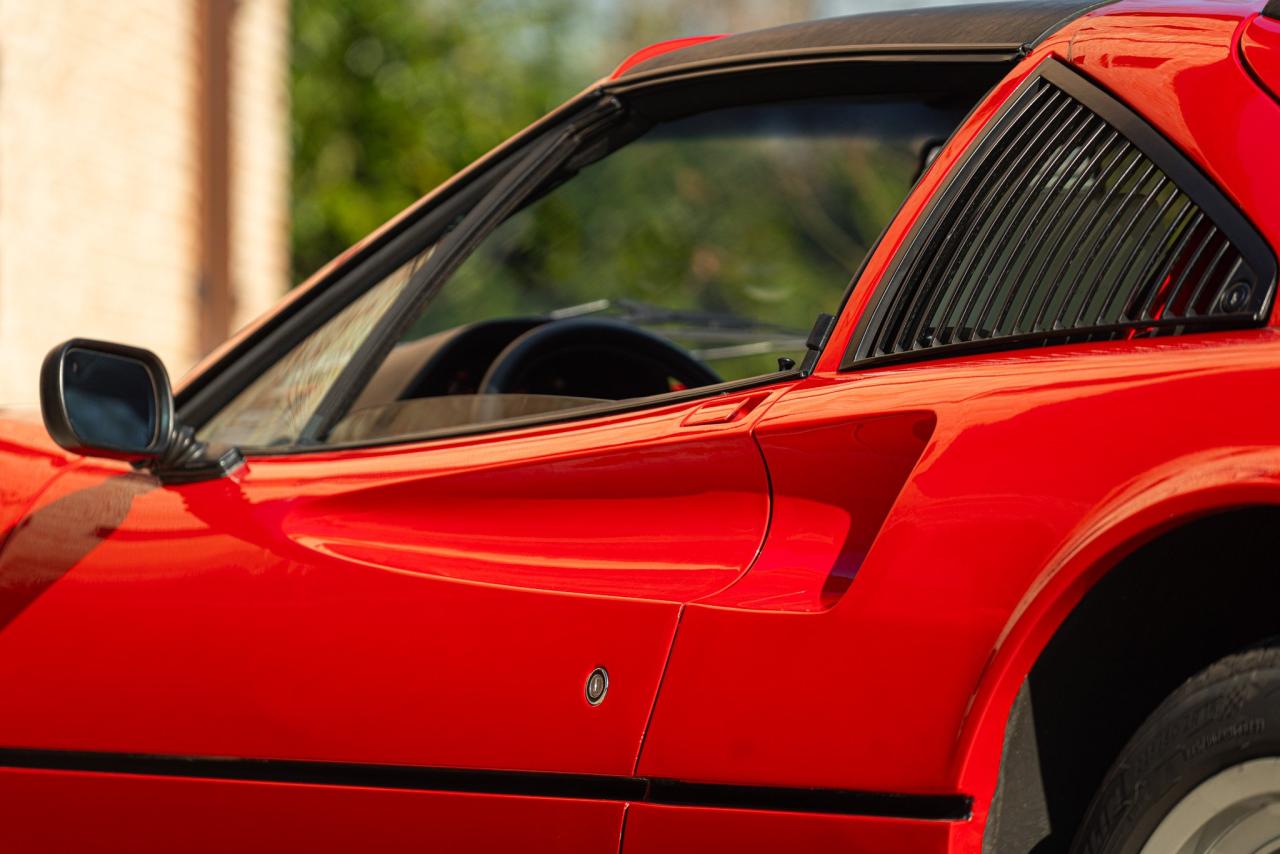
[
  {"left": 0, "top": 384, "right": 787, "bottom": 779},
  {"left": 620, "top": 802, "right": 955, "bottom": 852},
  {"left": 608, "top": 35, "right": 726, "bottom": 79},
  {"left": 0, "top": 768, "right": 627, "bottom": 852},
  {"left": 641, "top": 330, "right": 1280, "bottom": 824},
  {"left": 2, "top": 1, "right": 1279, "bottom": 852},
  {"left": 1242, "top": 11, "right": 1280, "bottom": 100},
  {"left": 0, "top": 412, "right": 71, "bottom": 540},
  {"left": 640, "top": 2, "right": 1280, "bottom": 846}
]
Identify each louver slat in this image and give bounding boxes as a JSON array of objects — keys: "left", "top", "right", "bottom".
[
  {"left": 887, "top": 86, "right": 1070, "bottom": 353},
  {"left": 1028, "top": 137, "right": 1130, "bottom": 332},
  {"left": 911, "top": 89, "right": 1070, "bottom": 350},
  {"left": 842, "top": 61, "right": 1276, "bottom": 369}
]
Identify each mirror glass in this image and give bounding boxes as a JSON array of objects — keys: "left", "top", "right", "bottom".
[{"left": 64, "top": 347, "right": 158, "bottom": 451}]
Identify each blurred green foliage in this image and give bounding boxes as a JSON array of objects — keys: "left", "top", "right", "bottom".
[
  {"left": 289, "top": 0, "right": 944, "bottom": 385},
  {"left": 291, "top": 0, "right": 592, "bottom": 280}
]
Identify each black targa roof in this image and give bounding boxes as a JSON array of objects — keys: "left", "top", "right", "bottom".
[{"left": 617, "top": 0, "right": 1108, "bottom": 78}]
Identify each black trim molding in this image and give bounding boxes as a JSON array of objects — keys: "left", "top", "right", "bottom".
[
  {"left": 0, "top": 748, "right": 972, "bottom": 822},
  {"left": 646, "top": 777, "right": 972, "bottom": 820}
]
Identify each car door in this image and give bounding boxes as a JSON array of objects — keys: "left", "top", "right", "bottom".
[{"left": 0, "top": 377, "right": 779, "bottom": 850}]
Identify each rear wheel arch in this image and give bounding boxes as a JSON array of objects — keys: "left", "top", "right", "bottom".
[{"left": 978, "top": 504, "right": 1280, "bottom": 853}]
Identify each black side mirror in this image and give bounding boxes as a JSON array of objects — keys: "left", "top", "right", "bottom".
[
  {"left": 40, "top": 339, "right": 173, "bottom": 462},
  {"left": 40, "top": 338, "right": 243, "bottom": 483}
]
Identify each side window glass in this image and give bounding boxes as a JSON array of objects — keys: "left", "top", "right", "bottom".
[
  {"left": 846, "top": 61, "right": 1277, "bottom": 368},
  {"left": 327, "top": 98, "right": 959, "bottom": 446},
  {"left": 404, "top": 101, "right": 937, "bottom": 379},
  {"left": 201, "top": 96, "right": 969, "bottom": 451}
]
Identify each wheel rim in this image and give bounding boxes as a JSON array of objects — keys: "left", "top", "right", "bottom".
[{"left": 1140, "top": 758, "right": 1280, "bottom": 854}]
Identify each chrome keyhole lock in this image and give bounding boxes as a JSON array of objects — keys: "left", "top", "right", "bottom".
[{"left": 585, "top": 667, "right": 608, "bottom": 706}]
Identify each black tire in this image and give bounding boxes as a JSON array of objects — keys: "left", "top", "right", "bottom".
[{"left": 1072, "top": 645, "right": 1280, "bottom": 854}]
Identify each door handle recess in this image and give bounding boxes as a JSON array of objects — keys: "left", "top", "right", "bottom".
[{"left": 681, "top": 393, "right": 769, "bottom": 426}]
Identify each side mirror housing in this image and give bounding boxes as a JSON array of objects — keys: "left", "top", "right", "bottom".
[{"left": 40, "top": 339, "right": 173, "bottom": 462}]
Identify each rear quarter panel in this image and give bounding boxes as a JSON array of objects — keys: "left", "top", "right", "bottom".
[
  {"left": 1242, "top": 12, "right": 1280, "bottom": 103},
  {"left": 640, "top": 330, "right": 1280, "bottom": 801},
  {"left": 640, "top": 4, "right": 1280, "bottom": 848}
]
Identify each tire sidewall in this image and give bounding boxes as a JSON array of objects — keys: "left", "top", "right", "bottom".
[{"left": 1074, "top": 652, "right": 1280, "bottom": 854}]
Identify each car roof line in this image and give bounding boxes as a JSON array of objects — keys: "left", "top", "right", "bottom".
[{"left": 611, "top": 0, "right": 1112, "bottom": 81}]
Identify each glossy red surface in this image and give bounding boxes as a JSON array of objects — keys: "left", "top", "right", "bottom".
[
  {"left": 0, "top": 386, "right": 782, "bottom": 781},
  {"left": 609, "top": 35, "right": 725, "bottom": 79},
  {"left": 708, "top": 410, "right": 936, "bottom": 612},
  {"left": 640, "top": 0, "right": 1280, "bottom": 841},
  {"left": 2, "top": 2, "right": 1279, "bottom": 852},
  {"left": 1068, "top": 4, "right": 1280, "bottom": 269},
  {"left": 1242, "top": 12, "right": 1280, "bottom": 102},
  {"left": 0, "top": 768, "right": 625, "bottom": 852},
  {"left": 641, "top": 330, "right": 1280, "bottom": 798},
  {"left": 0, "top": 409, "right": 71, "bottom": 539},
  {"left": 621, "top": 804, "right": 955, "bottom": 853}
]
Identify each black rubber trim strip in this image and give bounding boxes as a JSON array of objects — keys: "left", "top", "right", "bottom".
[
  {"left": 646, "top": 778, "right": 972, "bottom": 820},
  {"left": 0, "top": 748, "right": 972, "bottom": 821},
  {"left": 1023, "top": 0, "right": 1117, "bottom": 51},
  {"left": 0, "top": 748, "right": 642, "bottom": 802},
  {"left": 1240, "top": 23, "right": 1280, "bottom": 109}
]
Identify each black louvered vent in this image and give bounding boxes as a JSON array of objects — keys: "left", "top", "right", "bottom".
[{"left": 844, "top": 61, "right": 1276, "bottom": 368}]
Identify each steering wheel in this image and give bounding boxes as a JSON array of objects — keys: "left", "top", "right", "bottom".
[{"left": 478, "top": 317, "right": 721, "bottom": 398}]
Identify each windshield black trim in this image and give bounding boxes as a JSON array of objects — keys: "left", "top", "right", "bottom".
[
  {"left": 178, "top": 163, "right": 508, "bottom": 429},
  {"left": 176, "top": 84, "right": 607, "bottom": 420},
  {"left": 297, "top": 98, "right": 626, "bottom": 445}
]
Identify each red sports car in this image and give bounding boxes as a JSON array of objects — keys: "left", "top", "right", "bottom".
[{"left": 3, "top": 0, "right": 1280, "bottom": 850}]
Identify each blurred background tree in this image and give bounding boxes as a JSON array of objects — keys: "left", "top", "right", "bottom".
[
  {"left": 293, "top": 0, "right": 580, "bottom": 278},
  {"left": 289, "top": 0, "right": 905, "bottom": 282}
]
